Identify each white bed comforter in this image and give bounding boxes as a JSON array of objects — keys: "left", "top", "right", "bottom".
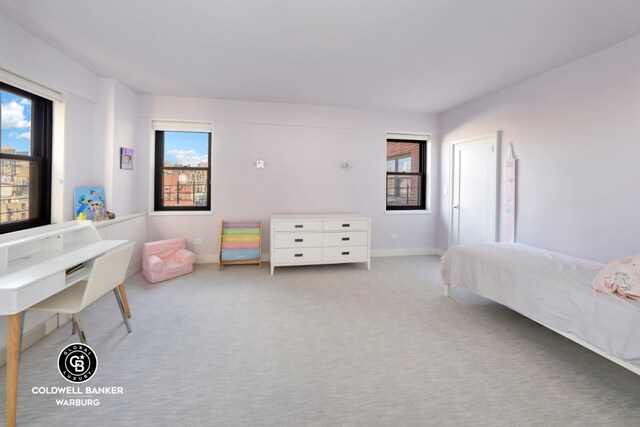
[{"left": 441, "top": 243, "right": 640, "bottom": 369}]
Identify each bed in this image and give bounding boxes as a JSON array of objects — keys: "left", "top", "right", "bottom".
[{"left": 441, "top": 243, "right": 640, "bottom": 374}]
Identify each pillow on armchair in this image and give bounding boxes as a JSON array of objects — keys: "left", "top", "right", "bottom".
[{"left": 143, "top": 238, "right": 196, "bottom": 284}]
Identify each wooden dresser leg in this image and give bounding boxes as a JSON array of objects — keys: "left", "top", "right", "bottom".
[
  {"left": 117, "top": 283, "right": 132, "bottom": 319},
  {"left": 7, "top": 312, "right": 22, "bottom": 427}
]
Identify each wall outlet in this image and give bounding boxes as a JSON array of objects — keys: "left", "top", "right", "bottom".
[
  {"left": 390, "top": 234, "right": 398, "bottom": 240},
  {"left": 194, "top": 238, "right": 203, "bottom": 245}
]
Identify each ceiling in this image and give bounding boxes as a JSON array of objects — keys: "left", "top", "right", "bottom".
[{"left": 2, "top": 0, "right": 640, "bottom": 113}]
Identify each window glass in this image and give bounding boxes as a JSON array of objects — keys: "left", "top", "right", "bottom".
[
  {"left": 154, "top": 130, "right": 211, "bottom": 211},
  {"left": 1, "top": 90, "right": 32, "bottom": 155},
  {"left": 163, "top": 131, "right": 209, "bottom": 167},
  {"left": 386, "top": 139, "right": 426, "bottom": 210},
  {"left": 0, "top": 83, "right": 51, "bottom": 233},
  {"left": 397, "top": 156, "right": 411, "bottom": 172},
  {"left": 0, "top": 159, "right": 38, "bottom": 224}
]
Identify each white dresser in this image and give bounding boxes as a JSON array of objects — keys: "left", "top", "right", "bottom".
[{"left": 270, "top": 213, "right": 371, "bottom": 275}]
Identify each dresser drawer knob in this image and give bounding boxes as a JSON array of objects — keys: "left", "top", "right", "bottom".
[
  {"left": 295, "top": 224, "right": 304, "bottom": 228},
  {"left": 341, "top": 237, "right": 350, "bottom": 241},
  {"left": 342, "top": 223, "right": 350, "bottom": 227},
  {"left": 294, "top": 253, "right": 303, "bottom": 257},
  {"left": 341, "top": 251, "right": 350, "bottom": 255},
  {"left": 294, "top": 238, "right": 303, "bottom": 242}
]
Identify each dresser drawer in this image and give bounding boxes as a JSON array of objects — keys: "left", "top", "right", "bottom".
[
  {"left": 273, "top": 247, "right": 323, "bottom": 264},
  {"left": 323, "top": 220, "right": 368, "bottom": 232},
  {"left": 322, "top": 246, "right": 368, "bottom": 262},
  {"left": 323, "top": 231, "right": 367, "bottom": 247},
  {"left": 273, "top": 221, "right": 323, "bottom": 232},
  {"left": 273, "top": 232, "right": 323, "bottom": 249}
]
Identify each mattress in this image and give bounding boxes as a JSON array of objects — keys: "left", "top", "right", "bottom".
[{"left": 441, "top": 243, "right": 640, "bottom": 369}]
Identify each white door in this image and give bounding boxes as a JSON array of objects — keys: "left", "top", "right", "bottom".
[{"left": 450, "top": 132, "right": 498, "bottom": 246}]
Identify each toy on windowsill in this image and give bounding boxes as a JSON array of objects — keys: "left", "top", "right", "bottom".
[
  {"left": 74, "top": 186, "right": 109, "bottom": 221},
  {"left": 76, "top": 210, "right": 115, "bottom": 221}
]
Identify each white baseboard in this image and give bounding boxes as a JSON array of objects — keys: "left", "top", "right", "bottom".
[
  {"left": 371, "top": 247, "right": 445, "bottom": 257},
  {"left": 197, "top": 248, "right": 443, "bottom": 264}
]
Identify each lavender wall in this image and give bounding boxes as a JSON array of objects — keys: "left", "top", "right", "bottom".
[
  {"left": 1, "top": 14, "right": 142, "bottom": 221},
  {"left": 0, "top": 12, "right": 141, "bottom": 346},
  {"left": 111, "top": 80, "right": 143, "bottom": 214},
  {"left": 438, "top": 35, "right": 640, "bottom": 263},
  {"left": 139, "top": 96, "right": 440, "bottom": 260},
  {"left": 62, "top": 93, "right": 99, "bottom": 220}
]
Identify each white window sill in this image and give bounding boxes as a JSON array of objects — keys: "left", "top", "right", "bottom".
[
  {"left": 148, "top": 210, "right": 213, "bottom": 217},
  {"left": 385, "top": 210, "right": 431, "bottom": 215},
  {"left": 93, "top": 212, "right": 146, "bottom": 228}
]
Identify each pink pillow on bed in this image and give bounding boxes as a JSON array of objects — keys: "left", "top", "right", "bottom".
[{"left": 593, "top": 255, "right": 640, "bottom": 300}]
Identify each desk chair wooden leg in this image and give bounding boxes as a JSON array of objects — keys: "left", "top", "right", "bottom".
[
  {"left": 72, "top": 314, "right": 87, "bottom": 344},
  {"left": 114, "top": 287, "right": 132, "bottom": 333},
  {"left": 6, "top": 312, "right": 24, "bottom": 427},
  {"left": 117, "top": 283, "right": 131, "bottom": 319}
]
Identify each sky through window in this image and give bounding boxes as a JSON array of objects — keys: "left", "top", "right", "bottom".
[{"left": 1, "top": 90, "right": 32, "bottom": 155}]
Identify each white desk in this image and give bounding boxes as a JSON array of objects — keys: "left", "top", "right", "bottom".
[{"left": 0, "top": 221, "right": 128, "bottom": 427}]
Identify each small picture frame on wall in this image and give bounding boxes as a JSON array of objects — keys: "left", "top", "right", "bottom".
[{"left": 120, "top": 147, "right": 134, "bottom": 170}]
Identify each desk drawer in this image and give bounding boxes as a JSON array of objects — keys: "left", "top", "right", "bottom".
[
  {"left": 323, "top": 246, "right": 368, "bottom": 262},
  {"left": 273, "top": 232, "right": 323, "bottom": 249},
  {"left": 273, "top": 247, "right": 323, "bottom": 264},
  {"left": 17, "top": 271, "right": 65, "bottom": 311},
  {"left": 273, "top": 221, "right": 323, "bottom": 232},
  {"left": 323, "top": 231, "right": 367, "bottom": 247},
  {"left": 323, "top": 220, "right": 368, "bottom": 232}
]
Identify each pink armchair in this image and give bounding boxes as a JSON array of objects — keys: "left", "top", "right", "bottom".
[{"left": 143, "top": 238, "right": 197, "bottom": 284}]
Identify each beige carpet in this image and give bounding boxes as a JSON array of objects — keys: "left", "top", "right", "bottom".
[{"left": 2, "top": 256, "right": 639, "bottom": 426}]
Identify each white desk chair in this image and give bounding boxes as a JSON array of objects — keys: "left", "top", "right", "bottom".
[{"left": 30, "top": 242, "right": 135, "bottom": 344}]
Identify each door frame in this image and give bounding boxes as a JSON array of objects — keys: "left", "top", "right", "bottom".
[{"left": 448, "top": 131, "right": 500, "bottom": 247}]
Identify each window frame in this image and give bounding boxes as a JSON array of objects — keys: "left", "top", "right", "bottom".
[
  {"left": 0, "top": 81, "right": 52, "bottom": 234},
  {"left": 385, "top": 138, "right": 427, "bottom": 211},
  {"left": 153, "top": 130, "right": 212, "bottom": 212}
]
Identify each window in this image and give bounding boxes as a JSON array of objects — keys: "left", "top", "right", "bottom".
[
  {"left": 154, "top": 129, "right": 211, "bottom": 211},
  {"left": 0, "top": 81, "right": 52, "bottom": 233},
  {"left": 386, "top": 138, "right": 427, "bottom": 210}
]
